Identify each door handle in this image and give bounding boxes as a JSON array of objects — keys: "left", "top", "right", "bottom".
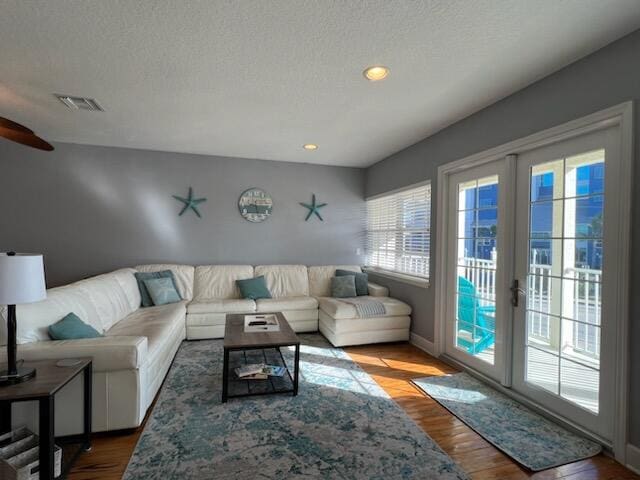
[{"left": 510, "top": 279, "right": 525, "bottom": 307}]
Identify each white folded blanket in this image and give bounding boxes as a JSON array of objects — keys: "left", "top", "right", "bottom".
[{"left": 340, "top": 297, "right": 387, "bottom": 317}]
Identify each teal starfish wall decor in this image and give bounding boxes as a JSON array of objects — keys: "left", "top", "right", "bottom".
[
  {"left": 173, "top": 187, "right": 207, "bottom": 218},
  {"left": 300, "top": 194, "right": 327, "bottom": 221}
]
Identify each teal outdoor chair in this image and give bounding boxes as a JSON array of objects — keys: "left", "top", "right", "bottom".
[{"left": 456, "top": 276, "right": 496, "bottom": 354}]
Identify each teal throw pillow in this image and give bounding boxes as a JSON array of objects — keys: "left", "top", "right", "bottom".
[
  {"left": 144, "top": 277, "right": 182, "bottom": 306},
  {"left": 48, "top": 312, "right": 102, "bottom": 340},
  {"left": 134, "top": 270, "right": 181, "bottom": 307},
  {"left": 336, "top": 269, "right": 368, "bottom": 296},
  {"left": 236, "top": 276, "right": 272, "bottom": 300},
  {"left": 331, "top": 275, "right": 357, "bottom": 298}
]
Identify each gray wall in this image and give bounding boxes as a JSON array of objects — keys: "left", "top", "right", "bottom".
[
  {"left": 366, "top": 28, "right": 640, "bottom": 445},
  {"left": 0, "top": 142, "right": 366, "bottom": 287}
]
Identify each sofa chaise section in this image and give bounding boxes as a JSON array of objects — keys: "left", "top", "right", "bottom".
[{"left": 309, "top": 266, "right": 412, "bottom": 347}]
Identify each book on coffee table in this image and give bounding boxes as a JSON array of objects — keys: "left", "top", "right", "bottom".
[
  {"left": 235, "top": 364, "right": 264, "bottom": 378},
  {"left": 235, "top": 363, "right": 287, "bottom": 380}
]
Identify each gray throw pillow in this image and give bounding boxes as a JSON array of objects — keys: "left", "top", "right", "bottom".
[
  {"left": 335, "top": 269, "right": 368, "bottom": 296},
  {"left": 331, "top": 275, "right": 357, "bottom": 298}
]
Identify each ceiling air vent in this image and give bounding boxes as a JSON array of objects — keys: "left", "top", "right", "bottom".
[{"left": 55, "top": 94, "right": 104, "bottom": 112}]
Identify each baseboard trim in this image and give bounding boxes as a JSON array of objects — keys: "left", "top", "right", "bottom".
[
  {"left": 626, "top": 444, "right": 640, "bottom": 474},
  {"left": 409, "top": 332, "right": 437, "bottom": 357}
]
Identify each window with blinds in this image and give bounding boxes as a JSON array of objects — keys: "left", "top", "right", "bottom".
[{"left": 366, "top": 183, "right": 431, "bottom": 279}]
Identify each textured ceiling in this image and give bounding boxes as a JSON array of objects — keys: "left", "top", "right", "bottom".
[{"left": 1, "top": 1, "right": 640, "bottom": 167}]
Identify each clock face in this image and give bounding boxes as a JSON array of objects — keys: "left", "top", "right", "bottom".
[{"left": 238, "top": 188, "right": 273, "bottom": 223}]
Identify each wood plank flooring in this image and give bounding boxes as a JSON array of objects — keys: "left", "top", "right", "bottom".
[
  {"left": 345, "top": 343, "right": 638, "bottom": 480},
  {"left": 68, "top": 342, "right": 638, "bottom": 480}
]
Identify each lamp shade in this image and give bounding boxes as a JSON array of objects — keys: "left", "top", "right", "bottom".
[{"left": 0, "top": 253, "right": 46, "bottom": 304}]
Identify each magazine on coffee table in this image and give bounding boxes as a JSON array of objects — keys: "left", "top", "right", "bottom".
[
  {"left": 244, "top": 314, "right": 280, "bottom": 332},
  {"left": 235, "top": 363, "right": 287, "bottom": 380}
]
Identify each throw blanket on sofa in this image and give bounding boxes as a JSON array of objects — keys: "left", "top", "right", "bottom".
[{"left": 341, "top": 297, "right": 387, "bottom": 317}]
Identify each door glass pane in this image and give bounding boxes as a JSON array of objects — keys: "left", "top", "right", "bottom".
[
  {"left": 455, "top": 176, "right": 498, "bottom": 365},
  {"left": 560, "top": 358, "right": 600, "bottom": 413},
  {"left": 531, "top": 159, "right": 564, "bottom": 200},
  {"left": 526, "top": 346, "right": 559, "bottom": 395},
  {"left": 527, "top": 312, "right": 560, "bottom": 355},
  {"left": 561, "top": 319, "right": 600, "bottom": 365},
  {"left": 564, "top": 239, "right": 603, "bottom": 271},
  {"left": 524, "top": 151, "right": 604, "bottom": 412},
  {"left": 561, "top": 278, "right": 601, "bottom": 325},
  {"left": 530, "top": 200, "right": 563, "bottom": 239},
  {"left": 526, "top": 275, "right": 562, "bottom": 317},
  {"left": 530, "top": 238, "right": 562, "bottom": 277}
]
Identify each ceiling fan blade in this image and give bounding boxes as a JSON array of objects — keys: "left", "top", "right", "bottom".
[
  {"left": 0, "top": 127, "right": 54, "bottom": 151},
  {"left": 0, "top": 116, "right": 34, "bottom": 134}
]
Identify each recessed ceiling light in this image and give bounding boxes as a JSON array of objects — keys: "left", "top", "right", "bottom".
[
  {"left": 363, "top": 65, "right": 389, "bottom": 81},
  {"left": 303, "top": 144, "right": 318, "bottom": 151}
]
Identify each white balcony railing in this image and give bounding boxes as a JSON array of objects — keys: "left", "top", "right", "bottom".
[{"left": 458, "top": 256, "right": 601, "bottom": 357}]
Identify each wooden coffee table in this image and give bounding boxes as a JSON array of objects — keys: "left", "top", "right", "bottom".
[{"left": 222, "top": 312, "right": 300, "bottom": 403}]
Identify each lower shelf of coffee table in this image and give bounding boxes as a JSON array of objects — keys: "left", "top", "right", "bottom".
[{"left": 226, "top": 347, "right": 295, "bottom": 398}]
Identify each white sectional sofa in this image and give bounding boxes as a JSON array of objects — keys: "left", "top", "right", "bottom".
[{"left": 1, "top": 263, "right": 410, "bottom": 435}]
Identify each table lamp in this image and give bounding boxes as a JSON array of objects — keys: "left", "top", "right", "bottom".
[{"left": 0, "top": 252, "right": 46, "bottom": 385}]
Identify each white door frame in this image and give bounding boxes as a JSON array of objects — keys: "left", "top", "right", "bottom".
[{"left": 434, "top": 101, "right": 633, "bottom": 462}]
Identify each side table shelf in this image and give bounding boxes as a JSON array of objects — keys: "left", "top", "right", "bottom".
[{"left": 0, "top": 359, "right": 93, "bottom": 480}]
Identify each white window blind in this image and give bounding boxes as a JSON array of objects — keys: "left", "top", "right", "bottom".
[{"left": 366, "top": 183, "right": 431, "bottom": 279}]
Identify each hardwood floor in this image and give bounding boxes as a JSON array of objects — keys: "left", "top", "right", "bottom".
[
  {"left": 345, "top": 343, "right": 638, "bottom": 480},
  {"left": 68, "top": 342, "right": 638, "bottom": 480}
]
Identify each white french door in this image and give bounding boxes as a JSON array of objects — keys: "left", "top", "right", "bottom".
[
  {"left": 511, "top": 126, "right": 620, "bottom": 441},
  {"left": 441, "top": 121, "right": 625, "bottom": 444},
  {"left": 444, "top": 159, "right": 513, "bottom": 382}
]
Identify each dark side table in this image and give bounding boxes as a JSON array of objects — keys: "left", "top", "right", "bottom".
[{"left": 0, "top": 358, "right": 92, "bottom": 479}]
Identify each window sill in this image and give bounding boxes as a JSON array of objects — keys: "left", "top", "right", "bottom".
[{"left": 363, "top": 267, "right": 430, "bottom": 288}]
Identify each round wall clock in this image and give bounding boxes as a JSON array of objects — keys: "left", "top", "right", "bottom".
[{"left": 238, "top": 188, "right": 273, "bottom": 223}]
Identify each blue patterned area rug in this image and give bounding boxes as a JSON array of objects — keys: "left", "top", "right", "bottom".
[
  {"left": 412, "top": 372, "right": 601, "bottom": 471},
  {"left": 124, "top": 334, "right": 469, "bottom": 480}
]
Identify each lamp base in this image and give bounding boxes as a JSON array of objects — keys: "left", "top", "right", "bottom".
[{"left": 0, "top": 367, "right": 36, "bottom": 386}]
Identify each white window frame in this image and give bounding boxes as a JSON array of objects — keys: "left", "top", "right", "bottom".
[{"left": 365, "top": 181, "right": 431, "bottom": 286}]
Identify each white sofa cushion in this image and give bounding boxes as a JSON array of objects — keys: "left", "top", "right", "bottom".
[
  {"left": 187, "top": 299, "right": 256, "bottom": 314},
  {"left": 308, "top": 265, "right": 362, "bottom": 297},
  {"left": 256, "top": 296, "right": 318, "bottom": 312},
  {"left": 186, "top": 313, "right": 227, "bottom": 327},
  {"left": 15, "top": 286, "right": 101, "bottom": 343},
  {"left": 135, "top": 264, "right": 195, "bottom": 301},
  {"left": 106, "top": 301, "right": 186, "bottom": 363},
  {"left": 254, "top": 265, "right": 309, "bottom": 297},
  {"left": 74, "top": 268, "right": 139, "bottom": 332},
  {"left": 317, "top": 296, "right": 411, "bottom": 320},
  {"left": 112, "top": 268, "right": 142, "bottom": 311},
  {"left": 14, "top": 335, "right": 148, "bottom": 372},
  {"left": 193, "top": 265, "right": 254, "bottom": 301}
]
